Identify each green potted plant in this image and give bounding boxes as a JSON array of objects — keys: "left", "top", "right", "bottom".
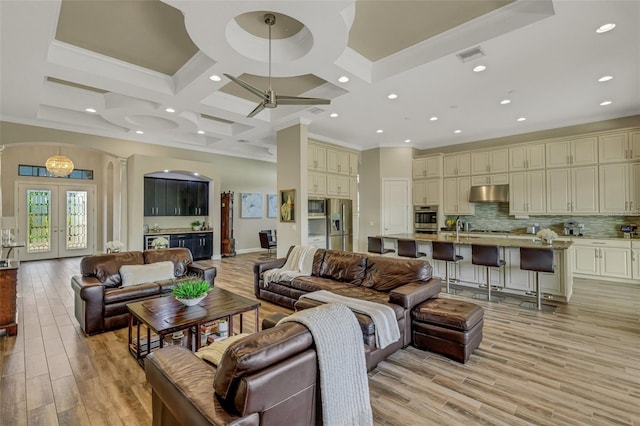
[
  {"left": 191, "top": 220, "right": 202, "bottom": 231},
  {"left": 172, "top": 279, "right": 211, "bottom": 306}
]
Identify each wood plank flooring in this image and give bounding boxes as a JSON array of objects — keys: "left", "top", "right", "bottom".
[{"left": 1, "top": 253, "right": 639, "bottom": 425}]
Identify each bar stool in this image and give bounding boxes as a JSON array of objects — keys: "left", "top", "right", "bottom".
[
  {"left": 519, "top": 247, "right": 555, "bottom": 310},
  {"left": 431, "top": 241, "right": 463, "bottom": 294},
  {"left": 471, "top": 245, "right": 505, "bottom": 302},
  {"left": 397, "top": 239, "right": 427, "bottom": 258},
  {"left": 367, "top": 236, "right": 395, "bottom": 255}
]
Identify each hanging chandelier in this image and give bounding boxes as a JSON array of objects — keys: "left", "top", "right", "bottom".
[{"left": 46, "top": 148, "right": 74, "bottom": 177}]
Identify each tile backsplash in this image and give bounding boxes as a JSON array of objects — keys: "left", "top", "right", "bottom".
[{"left": 454, "top": 203, "right": 639, "bottom": 238}]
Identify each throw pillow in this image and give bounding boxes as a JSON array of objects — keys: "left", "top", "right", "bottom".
[
  {"left": 195, "top": 333, "right": 250, "bottom": 367},
  {"left": 119, "top": 261, "right": 175, "bottom": 287}
]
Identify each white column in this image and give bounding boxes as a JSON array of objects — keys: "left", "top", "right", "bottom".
[
  {"left": 118, "top": 158, "right": 128, "bottom": 247},
  {"left": 0, "top": 145, "right": 4, "bottom": 217}
]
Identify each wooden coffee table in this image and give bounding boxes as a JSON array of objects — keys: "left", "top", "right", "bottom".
[{"left": 126, "top": 287, "right": 260, "bottom": 365}]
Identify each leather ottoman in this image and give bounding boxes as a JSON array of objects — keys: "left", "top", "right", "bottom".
[{"left": 411, "top": 298, "right": 483, "bottom": 363}]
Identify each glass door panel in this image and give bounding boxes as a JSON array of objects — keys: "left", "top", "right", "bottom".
[
  {"left": 65, "top": 190, "right": 88, "bottom": 250},
  {"left": 26, "top": 189, "right": 52, "bottom": 253}
]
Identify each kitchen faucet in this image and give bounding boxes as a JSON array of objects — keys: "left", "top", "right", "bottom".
[{"left": 455, "top": 217, "right": 462, "bottom": 241}]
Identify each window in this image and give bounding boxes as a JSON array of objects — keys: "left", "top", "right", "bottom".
[{"left": 19, "top": 165, "right": 94, "bottom": 180}]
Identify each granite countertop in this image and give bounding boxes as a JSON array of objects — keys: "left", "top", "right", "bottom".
[
  {"left": 384, "top": 233, "right": 573, "bottom": 250},
  {"left": 145, "top": 228, "right": 213, "bottom": 236}
]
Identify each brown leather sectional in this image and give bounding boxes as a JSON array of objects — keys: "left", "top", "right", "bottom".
[
  {"left": 71, "top": 248, "right": 216, "bottom": 335},
  {"left": 145, "top": 321, "right": 321, "bottom": 426},
  {"left": 254, "top": 248, "right": 442, "bottom": 369}
]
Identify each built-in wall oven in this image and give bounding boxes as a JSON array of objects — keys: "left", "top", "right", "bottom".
[{"left": 414, "top": 205, "right": 438, "bottom": 234}]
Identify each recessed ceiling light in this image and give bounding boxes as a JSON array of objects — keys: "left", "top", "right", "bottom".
[
  {"left": 165, "top": 107, "right": 175, "bottom": 113},
  {"left": 135, "top": 130, "right": 144, "bottom": 134},
  {"left": 500, "top": 99, "right": 511, "bottom": 105},
  {"left": 376, "top": 129, "right": 383, "bottom": 133},
  {"left": 197, "top": 130, "right": 205, "bottom": 134},
  {"left": 338, "top": 76, "right": 349, "bottom": 83},
  {"left": 454, "top": 130, "right": 462, "bottom": 134},
  {"left": 387, "top": 93, "right": 398, "bottom": 99},
  {"left": 473, "top": 65, "right": 486, "bottom": 72},
  {"left": 429, "top": 116, "right": 438, "bottom": 121},
  {"left": 600, "top": 100, "right": 612, "bottom": 106},
  {"left": 404, "top": 139, "right": 411, "bottom": 143},
  {"left": 163, "top": 169, "right": 169, "bottom": 173},
  {"left": 193, "top": 172, "right": 199, "bottom": 176},
  {"left": 85, "top": 108, "right": 97, "bottom": 113},
  {"left": 598, "top": 75, "right": 613, "bottom": 82},
  {"left": 329, "top": 113, "right": 338, "bottom": 118},
  {"left": 596, "top": 23, "right": 616, "bottom": 33},
  {"left": 517, "top": 117, "right": 526, "bottom": 122},
  {"left": 209, "top": 74, "right": 221, "bottom": 81}
]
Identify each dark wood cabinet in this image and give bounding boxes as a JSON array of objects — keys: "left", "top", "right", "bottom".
[
  {"left": 145, "top": 177, "right": 208, "bottom": 217},
  {"left": 169, "top": 232, "right": 212, "bottom": 260},
  {"left": 144, "top": 177, "right": 167, "bottom": 216},
  {"left": 221, "top": 191, "right": 236, "bottom": 257}
]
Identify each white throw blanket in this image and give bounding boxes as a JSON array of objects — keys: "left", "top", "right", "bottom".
[
  {"left": 300, "top": 290, "right": 400, "bottom": 350},
  {"left": 263, "top": 245, "right": 318, "bottom": 287},
  {"left": 279, "top": 303, "right": 373, "bottom": 426}
]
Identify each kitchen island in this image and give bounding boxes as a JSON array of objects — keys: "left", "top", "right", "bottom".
[{"left": 383, "top": 233, "right": 574, "bottom": 302}]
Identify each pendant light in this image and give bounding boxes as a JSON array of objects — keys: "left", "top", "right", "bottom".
[{"left": 46, "top": 147, "right": 74, "bottom": 177}]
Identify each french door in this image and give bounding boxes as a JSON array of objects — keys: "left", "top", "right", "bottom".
[{"left": 17, "top": 183, "right": 96, "bottom": 260}]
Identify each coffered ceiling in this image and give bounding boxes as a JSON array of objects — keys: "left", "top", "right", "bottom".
[{"left": 1, "top": 0, "right": 639, "bottom": 161}]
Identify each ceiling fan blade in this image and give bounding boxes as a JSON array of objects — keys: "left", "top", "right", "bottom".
[
  {"left": 276, "top": 95, "right": 331, "bottom": 105},
  {"left": 223, "top": 74, "right": 266, "bottom": 100},
  {"left": 247, "top": 102, "right": 266, "bottom": 118}
]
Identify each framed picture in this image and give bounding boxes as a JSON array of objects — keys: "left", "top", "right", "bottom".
[
  {"left": 240, "top": 193, "right": 263, "bottom": 218},
  {"left": 267, "top": 194, "right": 277, "bottom": 218},
  {"left": 279, "top": 189, "right": 295, "bottom": 222}
]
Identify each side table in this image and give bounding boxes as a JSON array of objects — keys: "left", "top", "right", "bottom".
[{"left": 0, "top": 260, "right": 19, "bottom": 336}]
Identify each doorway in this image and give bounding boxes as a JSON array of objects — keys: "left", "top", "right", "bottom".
[
  {"left": 382, "top": 179, "right": 410, "bottom": 235},
  {"left": 17, "top": 182, "right": 96, "bottom": 260}
]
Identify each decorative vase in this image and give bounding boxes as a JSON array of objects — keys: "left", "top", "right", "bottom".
[
  {"left": 154, "top": 245, "right": 168, "bottom": 249},
  {"left": 543, "top": 238, "right": 553, "bottom": 245},
  {"left": 192, "top": 226, "right": 201, "bottom": 231},
  {"left": 176, "top": 294, "right": 206, "bottom": 306}
]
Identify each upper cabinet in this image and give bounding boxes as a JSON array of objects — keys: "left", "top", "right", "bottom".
[
  {"left": 509, "top": 144, "right": 545, "bottom": 171},
  {"left": 144, "top": 177, "right": 209, "bottom": 217},
  {"left": 308, "top": 143, "right": 327, "bottom": 171},
  {"left": 443, "top": 153, "right": 471, "bottom": 177},
  {"left": 598, "top": 132, "right": 640, "bottom": 163},
  {"left": 470, "top": 149, "right": 509, "bottom": 175},
  {"left": 349, "top": 153, "right": 359, "bottom": 176},
  {"left": 546, "top": 136, "right": 598, "bottom": 168},
  {"left": 326, "top": 148, "right": 350, "bottom": 175},
  {"left": 413, "top": 155, "right": 442, "bottom": 179}
]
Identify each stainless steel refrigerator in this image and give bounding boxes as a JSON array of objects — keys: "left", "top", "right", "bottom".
[{"left": 327, "top": 198, "right": 353, "bottom": 251}]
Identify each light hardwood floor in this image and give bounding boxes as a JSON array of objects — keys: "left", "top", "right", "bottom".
[{"left": 1, "top": 253, "right": 639, "bottom": 425}]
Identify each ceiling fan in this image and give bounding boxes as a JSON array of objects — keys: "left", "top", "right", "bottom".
[{"left": 224, "top": 13, "right": 330, "bottom": 118}]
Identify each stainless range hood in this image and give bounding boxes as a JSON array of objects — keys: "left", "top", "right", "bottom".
[{"left": 468, "top": 184, "right": 509, "bottom": 203}]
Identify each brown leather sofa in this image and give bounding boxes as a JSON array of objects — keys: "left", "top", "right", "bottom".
[
  {"left": 145, "top": 321, "right": 320, "bottom": 426},
  {"left": 71, "top": 248, "right": 216, "bottom": 335},
  {"left": 254, "top": 248, "right": 441, "bottom": 368}
]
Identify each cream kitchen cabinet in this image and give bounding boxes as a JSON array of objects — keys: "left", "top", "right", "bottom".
[
  {"left": 546, "top": 166, "right": 598, "bottom": 214},
  {"left": 598, "top": 132, "right": 633, "bottom": 163},
  {"left": 349, "top": 177, "right": 357, "bottom": 205},
  {"left": 632, "top": 241, "right": 640, "bottom": 280},
  {"left": 308, "top": 143, "right": 326, "bottom": 171},
  {"left": 326, "top": 174, "right": 350, "bottom": 197},
  {"left": 470, "top": 149, "right": 509, "bottom": 175},
  {"left": 349, "top": 153, "right": 359, "bottom": 176},
  {"left": 509, "top": 171, "right": 546, "bottom": 215},
  {"left": 573, "top": 239, "right": 632, "bottom": 280},
  {"left": 443, "top": 153, "right": 471, "bottom": 177},
  {"left": 413, "top": 178, "right": 441, "bottom": 205},
  {"left": 308, "top": 172, "right": 326, "bottom": 195},
  {"left": 326, "top": 148, "right": 349, "bottom": 175},
  {"left": 413, "top": 155, "right": 442, "bottom": 179},
  {"left": 443, "top": 177, "right": 474, "bottom": 215},
  {"left": 599, "top": 163, "right": 640, "bottom": 215},
  {"left": 545, "top": 136, "right": 598, "bottom": 168},
  {"left": 509, "top": 144, "right": 545, "bottom": 171},
  {"left": 632, "top": 131, "right": 640, "bottom": 161},
  {"left": 471, "top": 174, "right": 508, "bottom": 185}
]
